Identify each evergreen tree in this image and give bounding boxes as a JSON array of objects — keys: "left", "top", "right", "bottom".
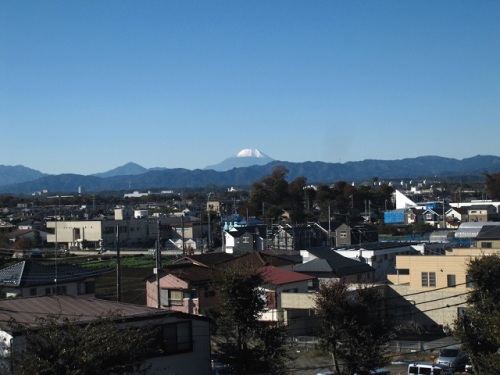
[
  {"left": 315, "top": 280, "right": 394, "bottom": 375},
  {"left": 211, "top": 265, "right": 289, "bottom": 375},
  {"left": 454, "top": 254, "right": 500, "bottom": 374},
  {"left": 8, "top": 313, "right": 161, "bottom": 375}
]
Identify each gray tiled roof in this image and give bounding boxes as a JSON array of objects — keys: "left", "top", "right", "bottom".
[
  {"left": 476, "top": 225, "right": 500, "bottom": 240},
  {"left": 0, "top": 261, "right": 112, "bottom": 287},
  {"left": 294, "top": 247, "right": 374, "bottom": 276}
]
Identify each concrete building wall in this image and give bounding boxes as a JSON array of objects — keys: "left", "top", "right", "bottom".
[{"left": 387, "top": 251, "right": 500, "bottom": 328}]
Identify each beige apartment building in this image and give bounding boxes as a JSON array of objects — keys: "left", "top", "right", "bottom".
[
  {"left": 46, "top": 218, "right": 160, "bottom": 250},
  {"left": 387, "top": 247, "right": 499, "bottom": 329}
]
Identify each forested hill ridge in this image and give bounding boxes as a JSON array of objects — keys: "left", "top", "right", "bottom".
[{"left": 1, "top": 155, "right": 500, "bottom": 194}]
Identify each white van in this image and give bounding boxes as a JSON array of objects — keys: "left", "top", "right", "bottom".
[{"left": 408, "top": 362, "right": 453, "bottom": 375}]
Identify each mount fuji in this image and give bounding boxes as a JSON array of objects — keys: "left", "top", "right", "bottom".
[{"left": 204, "top": 148, "right": 274, "bottom": 171}]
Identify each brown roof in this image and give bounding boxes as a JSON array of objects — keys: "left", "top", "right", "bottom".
[
  {"left": 149, "top": 263, "right": 213, "bottom": 285},
  {"left": 0, "top": 295, "right": 176, "bottom": 330},
  {"left": 173, "top": 252, "right": 236, "bottom": 267},
  {"left": 218, "top": 252, "right": 266, "bottom": 269},
  {"left": 259, "top": 265, "right": 315, "bottom": 286}
]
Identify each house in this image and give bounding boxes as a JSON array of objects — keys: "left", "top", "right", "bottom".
[
  {"left": 445, "top": 207, "right": 469, "bottom": 229},
  {"left": 475, "top": 225, "right": 500, "bottom": 250},
  {"left": 464, "top": 204, "right": 498, "bottom": 222},
  {"left": 148, "top": 252, "right": 316, "bottom": 334},
  {"left": 17, "top": 219, "right": 43, "bottom": 230},
  {"left": 258, "top": 265, "right": 317, "bottom": 334},
  {"left": 311, "top": 222, "right": 352, "bottom": 247},
  {"left": 270, "top": 224, "right": 323, "bottom": 250},
  {"left": 406, "top": 207, "right": 425, "bottom": 225},
  {"left": 162, "top": 215, "right": 209, "bottom": 243},
  {"left": 146, "top": 263, "right": 217, "bottom": 315},
  {"left": 0, "top": 295, "right": 212, "bottom": 375},
  {"left": 295, "top": 247, "right": 375, "bottom": 284},
  {"left": 333, "top": 242, "right": 423, "bottom": 282},
  {"left": 0, "top": 220, "right": 15, "bottom": 235},
  {"left": 421, "top": 208, "right": 444, "bottom": 228},
  {"left": 0, "top": 260, "right": 111, "bottom": 298},
  {"left": 5, "top": 228, "right": 50, "bottom": 246},
  {"left": 224, "top": 227, "right": 265, "bottom": 254}
]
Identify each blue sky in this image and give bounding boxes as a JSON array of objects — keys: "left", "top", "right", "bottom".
[{"left": 1, "top": 1, "right": 500, "bottom": 175}]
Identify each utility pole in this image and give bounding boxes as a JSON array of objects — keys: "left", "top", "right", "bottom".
[
  {"left": 156, "top": 218, "right": 161, "bottom": 309},
  {"left": 328, "top": 206, "right": 331, "bottom": 247},
  {"left": 207, "top": 208, "right": 211, "bottom": 251},
  {"left": 181, "top": 215, "right": 186, "bottom": 256},
  {"left": 116, "top": 225, "right": 121, "bottom": 302}
]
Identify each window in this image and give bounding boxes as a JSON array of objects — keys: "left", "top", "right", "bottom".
[
  {"left": 447, "top": 274, "right": 456, "bottom": 287},
  {"left": 160, "top": 289, "right": 184, "bottom": 306},
  {"left": 340, "top": 231, "right": 347, "bottom": 238},
  {"left": 429, "top": 272, "right": 436, "bottom": 287},
  {"left": 54, "top": 286, "right": 67, "bottom": 295},
  {"left": 421, "top": 272, "right": 428, "bottom": 287},
  {"left": 104, "top": 227, "right": 114, "bottom": 234},
  {"left": 466, "top": 274, "right": 473, "bottom": 288},
  {"left": 45, "top": 287, "right": 51, "bottom": 295},
  {"left": 84, "top": 281, "right": 95, "bottom": 294},
  {"left": 481, "top": 242, "right": 492, "bottom": 248},
  {"left": 30, "top": 288, "right": 37, "bottom": 296},
  {"left": 163, "top": 321, "right": 193, "bottom": 355},
  {"left": 421, "top": 272, "right": 436, "bottom": 287}
]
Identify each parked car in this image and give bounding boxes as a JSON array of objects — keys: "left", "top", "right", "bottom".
[
  {"left": 435, "top": 346, "right": 469, "bottom": 372},
  {"left": 408, "top": 362, "right": 453, "bottom": 375},
  {"left": 465, "top": 359, "right": 474, "bottom": 373}
]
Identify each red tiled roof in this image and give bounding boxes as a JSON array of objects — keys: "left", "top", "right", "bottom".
[{"left": 259, "top": 265, "right": 315, "bottom": 286}]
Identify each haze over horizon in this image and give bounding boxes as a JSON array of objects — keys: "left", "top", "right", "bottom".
[{"left": 2, "top": 1, "right": 499, "bottom": 175}]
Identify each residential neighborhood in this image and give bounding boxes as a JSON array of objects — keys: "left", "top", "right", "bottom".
[{"left": 0, "top": 177, "right": 499, "bottom": 374}]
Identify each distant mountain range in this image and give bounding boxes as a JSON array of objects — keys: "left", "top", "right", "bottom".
[{"left": 1, "top": 154, "right": 500, "bottom": 195}]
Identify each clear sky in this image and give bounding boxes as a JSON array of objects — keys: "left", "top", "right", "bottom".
[{"left": 1, "top": 1, "right": 500, "bottom": 175}]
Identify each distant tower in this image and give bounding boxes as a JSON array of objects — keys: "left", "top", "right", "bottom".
[{"left": 78, "top": 186, "right": 86, "bottom": 195}]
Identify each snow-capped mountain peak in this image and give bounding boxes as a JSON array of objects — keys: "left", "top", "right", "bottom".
[
  {"left": 204, "top": 149, "right": 274, "bottom": 171},
  {"left": 236, "top": 148, "right": 267, "bottom": 158}
]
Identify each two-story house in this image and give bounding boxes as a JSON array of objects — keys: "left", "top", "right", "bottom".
[
  {"left": 295, "top": 247, "right": 375, "bottom": 285},
  {"left": 0, "top": 295, "right": 212, "bottom": 375},
  {"left": 465, "top": 204, "right": 498, "bottom": 222},
  {"left": 224, "top": 227, "right": 265, "bottom": 254},
  {"left": 0, "top": 260, "right": 111, "bottom": 298},
  {"left": 145, "top": 263, "right": 217, "bottom": 315}
]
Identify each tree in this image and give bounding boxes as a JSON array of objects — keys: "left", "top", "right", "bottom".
[
  {"left": 210, "top": 265, "right": 289, "bottom": 375},
  {"left": 8, "top": 312, "right": 162, "bottom": 375},
  {"left": 32, "top": 230, "right": 42, "bottom": 247},
  {"left": 315, "top": 280, "right": 393, "bottom": 375},
  {"left": 249, "top": 165, "right": 291, "bottom": 221},
  {"left": 454, "top": 254, "right": 500, "bottom": 374},
  {"left": 484, "top": 172, "right": 500, "bottom": 200},
  {"left": 286, "top": 176, "right": 307, "bottom": 223}
]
